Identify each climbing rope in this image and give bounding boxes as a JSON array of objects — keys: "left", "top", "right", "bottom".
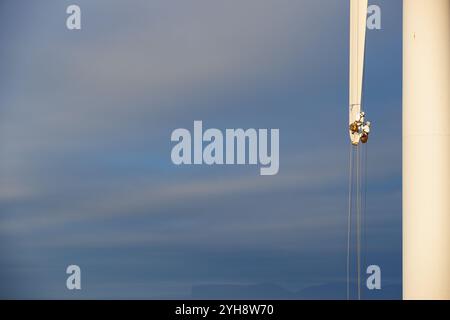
[
  {"left": 347, "top": 1, "right": 371, "bottom": 300},
  {"left": 347, "top": 144, "right": 354, "bottom": 300},
  {"left": 347, "top": 142, "right": 368, "bottom": 300},
  {"left": 357, "top": 144, "right": 362, "bottom": 300}
]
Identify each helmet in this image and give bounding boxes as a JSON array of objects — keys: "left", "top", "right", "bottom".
[{"left": 361, "top": 134, "right": 369, "bottom": 144}]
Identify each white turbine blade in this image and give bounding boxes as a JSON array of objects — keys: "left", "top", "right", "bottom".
[{"left": 349, "top": 0, "right": 368, "bottom": 144}]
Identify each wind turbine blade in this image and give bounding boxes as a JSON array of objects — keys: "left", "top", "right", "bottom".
[{"left": 349, "top": 0, "right": 368, "bottom": 144}]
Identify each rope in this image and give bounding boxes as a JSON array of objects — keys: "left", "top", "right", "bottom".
[
  {"left": 347, "top": 144, "right": 354, "bottom": 300},
  {"left": 363, "top": 142, "right": 368, "bottom": 293},
  {"left": 347, "top": 1, "right": 368, "bottom": 300},
  {"left": 356, "top": 144, "right": 361, "bottom": 300}
]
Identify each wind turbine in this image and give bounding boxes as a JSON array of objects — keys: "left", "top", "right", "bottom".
[{"left": 348, "top": 0, "right": 450, "bottom": 300}]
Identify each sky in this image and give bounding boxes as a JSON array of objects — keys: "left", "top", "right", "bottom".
[{"left": 0, "top": 0, "right": 402, "bottom": 299}]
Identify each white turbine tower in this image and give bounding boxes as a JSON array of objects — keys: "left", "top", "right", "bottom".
[{"left": 403, "top": 0, "right": 450, "bottom": 300}]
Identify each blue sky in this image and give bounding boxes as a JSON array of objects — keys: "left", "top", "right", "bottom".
[{"left": 0, "top": 0, "right": 402, "bottom": 299}]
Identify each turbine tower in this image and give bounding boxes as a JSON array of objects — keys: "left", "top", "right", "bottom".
[{"left": 403, "top": 0, "right": 450, "bottom": 300}]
